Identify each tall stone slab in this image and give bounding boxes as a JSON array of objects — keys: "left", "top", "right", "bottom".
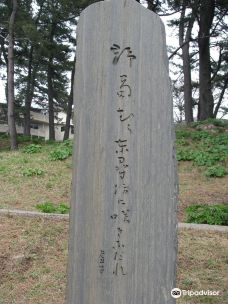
[{"left": 66, "top": 0, "right": 178, "bottom": 303}]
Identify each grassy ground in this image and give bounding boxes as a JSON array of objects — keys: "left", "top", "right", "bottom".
[
  {"left": 0, "top": 216, "right": 227, "bottom": 304},
  {"left": 0, "top": 121, "right": 227, "bottom": 303},
  {"left": 1, "top": 121, "right": 228, "bottom": 222},
  {"left": 0, "top": 139, "right": 72, "bottom": 211}
]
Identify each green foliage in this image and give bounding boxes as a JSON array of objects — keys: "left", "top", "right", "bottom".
[
  {"left": 0, "top": 133, "right": 9, "bottom": 139},
  {"left": 36, "top": 202, "right": 56, "bottom": 213},
  {"left": 31, "top": 137, "right": 45, "bottom": 144},
  {"left": 176, "top": 148, "right": 195, "bottom": 161},
  {"left": 0, "top": 166, "right": 8, "bottom": 174},
  {"left": 193, "top": 151, "right": 219, "bottom": 166},
  {"left": 49, "top": 148, "right": 71, "bottom": 161},
  {"left": 17, "top": 135, "right": 32, "bottom": 143},
  {"left": 56, "top": 203, "right": 70, "bottom": 214},
  {"left": 185, "top": 204, "right": 228, "bottom": 226},
  {"left": 191, "top": 119, "right": 228, "bottom": 128},
  {"left": 175, "top": 138, "right": 190, "bottom": 146},
  {"left": 176, "top": 129, "right": 192, "bottom": 139},
  {"left": 176, "top": 124, "right": 228, "bottom": 177},
  {"left": 49, "top": 140, "right": 73, "bottom": 161},
  {"left": 22, "top": 168, "right": 45, "bottom": 177},
  {"left": 35, "top": 202, "right": 70, "bottom": 214},
  {"left": 190, "top": 130, "right": 212, "bottom": 141},
  {"left": 61, "top": 139, "right": 73, "bottom": 150},
  {"left": 204, "top": 165, "right": 227, "bottom": 178},
  {"left": 23, "top": 144, "right": 42, "bottom": 154}
]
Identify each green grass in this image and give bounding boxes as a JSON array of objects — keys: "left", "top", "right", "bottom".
[
  {"left": 35, "top": 202, "right": 70, "bottom": 214},
  {"left": 185, "top": 204, "right": 228, "bottom": 225},
  {"left": 0, "top": 139, "right": 72, "bottom": 211},
  {"left": 0, "top": 120, "right": 228, "bottom": 223},
  {"left": 176, "top": 120, "right": 228, "bottom": 177}
]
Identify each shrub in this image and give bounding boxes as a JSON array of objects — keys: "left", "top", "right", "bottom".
[
  {"left": 49, "top": 147, "right": 71, "bottom": 160},
  {"left": 193, "top": 151, "right": 218, "bottom": 166},
  {"left": 176, "top": 138, "right": 190, "bottom": 146},
  {"left": 56, "top": 203, "right": 70, "bottom": 214},
  {"left": 31, "top": 137, "right": 44, "bottom": 144},
  {"left": 62, "top": 139, "right": 73, "bottom": 149},
  {"left": 22, "top": 168, "right": 44, "bottom": 177},
  {"left": 176, "top": 148, "right": 195, "bottom": 161},
  {"left": 176, "top": 129, "right": 192, "bottom": 139},
  {"left": 23, "top": 144, "right": 42, "bottom": 154},
  {"left": 0, "top": 133, "right": 9, "bottom": 139},
  {"left": 36, "top": 202, "right": 57, "bottom": 213},
  {"left": 185, "top": 204, "right": 228, "bottom": 225},
  {"left": 49, "top": 140, "right": 73, "bottom": 161},
  {"left": 190, "top": 130, "right": 211, "bottom": 141},
  {"left": 204, "top": 165, "right": 227, "bottom": 178},
  {"left": 17, "top": 135, "right": 31, "bottom": 143},
  {"left": 35, "top": 202, "right": 70, "bottom": 214}
]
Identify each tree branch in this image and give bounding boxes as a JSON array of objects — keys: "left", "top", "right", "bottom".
[{"left": 213, "top": 78, "right": 228, "bottom": 118}]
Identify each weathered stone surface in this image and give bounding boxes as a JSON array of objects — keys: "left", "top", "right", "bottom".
[{"left": 66, "top": 0, "right": 178, "bottom": 303}]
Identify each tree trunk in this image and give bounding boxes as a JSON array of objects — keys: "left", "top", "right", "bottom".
[
  {"left": 7, "top": 0, "right": 18, "bottom": 150},
  {"left": 47, "top": 20, "right": 56, "bottom": 141},
  {"left": 213, "top": 78, "right": 228, "bottom": 118},
  {"left": 24, "top": 45, "right": 34, "bottom": 136},
  {"left": 0, "top": 33, "right": 8, "bottom": 103},
  {"left": 63, "top": 58, "right": 75, "bottom": 141},
  {"left": 198, "top": 0, "right": 215, "bottom": 120},
  {"left": 47, "top": 57, "right": 55, "bottom": 141},
  {"left": 179, "top": 3, "right": 194, "bottom": 123},
  {"left": 24, "top": 3, "right": 44, "bottom": 136}
]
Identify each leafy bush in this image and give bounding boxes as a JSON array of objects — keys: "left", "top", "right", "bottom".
[
  {"left": 22, "top": 168, "right": 45, "bottom": 177},
  {"left": 176, "top": 125, "right": 228, "bottom": 177},
  {"left": 176, "top": 148, "right": 195, "bottom": 161},
  {"left": 62, "top": 139, "right": 73, "bottom": 149},
  {"left": 23, "top": 144, "right": 42, "bottom": 154},
  {"left": 36, "top": 202, "right": 56, "bottom": 213},
  {"left": 204, "top": 165, "right": 227, "bottom": 178},
  {"left": 35, "top": 202, "right": 70, "bottom": 214},
  {"left": 185, "top": 204, "right": 228, "bottom": 225},
  {"left": 193, "top": 151, "right": 218, "bottom": 166},
  {"left": 190, "top": 130, "right": 212, "bottom": 141},
  {"left": 176, "top": 138, "right": 190, "bottom": 146},
  {"left": 49, "top": 148, "right": 71, "bottom": 160},
  {"left": 49, "top": 140, "right": 73, "bottom": 161},
  {"left": 0, "top": 133, "right": 9, "bottom": 139},
  {"left": 17, "top": 135, "right": 32, "bottom": 143},
  {"left": 56, "top": 203, "right": 70, "bottom": 214},
  {"left": 176, "top": 129, "right": 192, "bottom": 139},
  {"left": 31, "top": 137, "right": 44, "bottom": 144}
]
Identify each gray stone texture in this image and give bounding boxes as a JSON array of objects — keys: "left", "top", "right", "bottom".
[{"left": 66, "top": 0, "right": 178, "bottom": 303}]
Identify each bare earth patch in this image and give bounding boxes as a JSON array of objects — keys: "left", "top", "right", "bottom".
[
  {"left": 0, "top": 217, "right": 227, "bottom": 304},
  {"left": 178, "top": 161, "right": 228, "bottom": 222},
  {"left": 0, "top": 217, "right": 68, "bottom": 304}
]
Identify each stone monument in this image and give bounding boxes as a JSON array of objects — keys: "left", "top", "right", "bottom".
[{"left": 66, "top": 0, "right": 178, "bottom": 303}]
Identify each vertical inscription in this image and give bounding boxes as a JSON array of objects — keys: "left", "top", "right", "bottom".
[
  {"left": 110, "top": 44, "right": 136, "bottom": 277},
  {"left": 98, "top": 250, "right": 105, "bottom": 274}
]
